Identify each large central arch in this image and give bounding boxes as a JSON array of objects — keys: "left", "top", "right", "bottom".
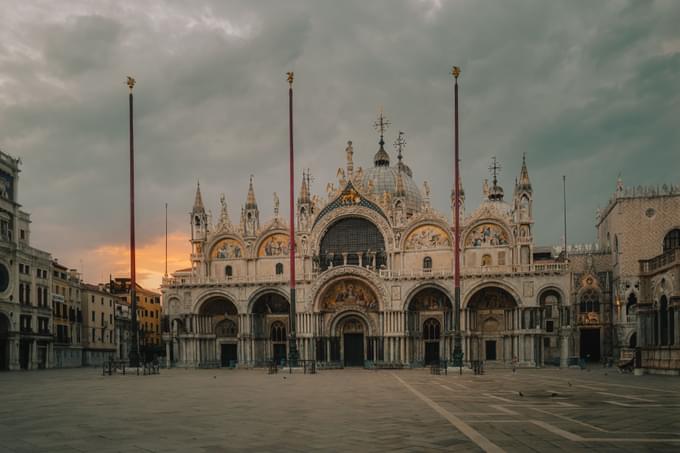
[{"left": 318, "top": 217, "right": 387, "bottom": 270}]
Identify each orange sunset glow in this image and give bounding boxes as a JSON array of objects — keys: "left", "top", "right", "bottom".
[{"left": 91, "top": 232, "right": 190, "bottom": 291}]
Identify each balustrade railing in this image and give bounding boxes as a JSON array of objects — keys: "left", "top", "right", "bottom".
[
  {"left": 640, "top": 248, "right": 679, "bottom": 274},
  {"left": 162, "top": 262, "right": 569, "bottom": 287}
]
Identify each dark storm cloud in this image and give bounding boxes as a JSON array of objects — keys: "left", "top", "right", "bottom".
[{"left": 0, "top": 0, "right": 678, "bottom": 285}]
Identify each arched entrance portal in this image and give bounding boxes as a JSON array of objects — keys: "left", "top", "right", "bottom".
[
  {"left": 251, "top": 292, "right": 290, "bottom": 365},
  {"left": 407, "top": 287, "right": 452, "bottom": 365},
  {"left": 199, "top": 297, "right": 238, "bottom": 367},
  {"left": 316, "top": 277, "right": 380, "bottom": 364},
  {"left": 0, "top": 313, "right": 9, "bottom": 371},
  {"left": 339, "top": 316, "right": 366, "bottom": 366},
  {"left": 467, "top": 287, "right": 518, "bottom": 363}
]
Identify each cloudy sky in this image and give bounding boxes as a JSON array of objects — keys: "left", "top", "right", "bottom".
[{"left": 1, "top": 0, "right": 678, "bottom": 290}]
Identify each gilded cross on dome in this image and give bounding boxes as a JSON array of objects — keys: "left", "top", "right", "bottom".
[
  {"left": 488, "top": 156, "right": 502, "bottom": 186},
  {"left": 373, "top": 108, "right": 391, "bottom": 147}
]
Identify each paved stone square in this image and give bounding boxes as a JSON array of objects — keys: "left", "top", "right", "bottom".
[{"left": 1, "top": 367, "right": 680, "bottom": 452}]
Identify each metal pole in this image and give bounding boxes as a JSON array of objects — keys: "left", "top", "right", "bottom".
[
  {"left": 287, "top": 72, "right": 299, "bottom": 367},
  {"left": 562, "top": 175, "right": 567, "bottom": 259},
  {"left": 452, "top": 67, "right": 463, "bottom": 374},
  {"left": 127, "top": 76, "right": 140, "bottom": 367},
  {"left": 165, "top": 202, "right": 168, "bottom": 277}
]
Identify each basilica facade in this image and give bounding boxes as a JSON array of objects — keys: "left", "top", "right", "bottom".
[{"left": 161, "top": 128, "right": 579, "bottom": 369}]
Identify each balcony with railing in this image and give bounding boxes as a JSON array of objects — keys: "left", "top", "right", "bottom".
[
  {"left": 162, "top": 261, "right": 570, "bottom": 288},
  {"left": 640, "top": 248, "right": 679, "bottom": 275}
]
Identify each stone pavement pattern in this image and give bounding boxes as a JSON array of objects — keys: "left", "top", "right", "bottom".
[{"left": 0, "top": 367, "right": 679, "bottom": 452}]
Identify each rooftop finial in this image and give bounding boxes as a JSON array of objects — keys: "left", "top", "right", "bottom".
[
  {"left": 373, "top": 108, "right": 391, "bottom": 166},
  {"left": 373, "top": 107, "right": 391, "bottom": 149},
  {"left": 487, "top": 157, "right": 504, "bottom": 201},
  {"left": 286, "top": 72, "right": 294, "bottom": 87},
  {"left": 451, "top": 66, "right": 461, "bottom": 79},
  {"left": 489, "top": 156, "right": 502, "bottom": 188},
  {"left": 126, "top": 76, "right": 136, "bottom": 92},
  {"left": 394, "top": 131, "right": 406, "bottom": 164}
]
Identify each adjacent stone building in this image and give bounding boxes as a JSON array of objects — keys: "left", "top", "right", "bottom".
[
  {"left": 52, "top": 262, "right": 84, "bottom": 367},
  {"left": 109, "top": 278, "right": 162, "bottom": 360},
  {"left": 81, "top": 283, "right": 117, "bottom": 366},
  {"left": 0, "top": 150, "right": 54, "bottom": 370}
]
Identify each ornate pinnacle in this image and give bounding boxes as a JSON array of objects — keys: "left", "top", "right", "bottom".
[
  {"left": 451, "top": 66, "right": 461, "bottom": 79},
  {"left": 286, "top": 72, "right": 294, "bottom": 86},
  {"left": 126, "top": 76, "right": 136, "bottom": 92}
]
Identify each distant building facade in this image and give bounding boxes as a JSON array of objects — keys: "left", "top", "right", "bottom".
[
  {"left": 109, "top": 278, "right": 162, "bottom": 360},
  {"left": 81, "top": 284, "right": 117, "bottom": 366},
  {"left": 52, "top": 262, "right": 84, "bottom": 367}
]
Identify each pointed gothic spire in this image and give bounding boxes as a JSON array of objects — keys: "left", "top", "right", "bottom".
[
  {"left": 298, "top": 170, "right": 311, "bottom": 204},
  {"left": 517, "top": 152, "right": 532, "bottom": 193},
  {"left": 245, "top": 175, "right": 258, "bottom": 209},
  {"left": 193, "top": 180, "right": 205, "bottom": 213}
]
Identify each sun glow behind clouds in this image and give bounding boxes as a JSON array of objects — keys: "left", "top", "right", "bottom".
[{"left": 90, "top": 232, "right": 190, "bottom": 291}]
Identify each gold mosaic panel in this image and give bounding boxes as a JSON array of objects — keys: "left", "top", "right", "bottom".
[{"left": 404, "top": 225, "right": 451, "bottom": 250}]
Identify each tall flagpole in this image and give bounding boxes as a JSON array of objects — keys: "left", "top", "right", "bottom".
[
  {"left": 287, "top": 72, "right": 299, "bottom": 367},
  {"left": 127, "top": 76, "right": 140, "bottom": 367},
  {"left": 165, "top": 202, "right": 168, "bottom": 277},
  {"left": 562, "top": 176, "right": 567, "bottom": 259},
  {"left": 452, "top": 66, "right": 463, "bottom": 371}
]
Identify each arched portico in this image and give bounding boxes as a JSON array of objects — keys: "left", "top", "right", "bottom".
[
  {"left": 249, "top": 291, "right": 290, "bottom": 365},
  {"left": 170, "top": 294, "right": 240, "bottom": 368},
  {"left": 465, "top": 286, "right": 522, "bottom": 366},
  {"left": 405, "top": 285, "right": 453, "bottom": 365}
]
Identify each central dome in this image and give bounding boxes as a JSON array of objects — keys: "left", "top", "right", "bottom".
[{"left": 361, "top": 160, "right": 423, "bottom": 214}]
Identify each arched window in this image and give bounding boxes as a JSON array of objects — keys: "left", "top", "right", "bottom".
[
  {"left": 270, "top": 321, "right": 286, "bottom": 342},
  {"left": 423, "top": 318, "right": 441, "bottom": 340},
  {"left": 225, "top": 265, "right": 233, "bottom": 277},
  {"left": 482, "top": 254, "right": 492, "bottom": 267},
  {"left": 423, "top": 256, "right": 432, "bottom": 271},
  {"left": 663, "top": 229, "right": 680, "bottom": 252},
  {"left": 275, "top": 263, "right": 284, "bottom": 275},
  {"left": 319, "top": 218, "right": 386, "bottom": 271},
  {"left": 579, "top": 289, "right": 600, "bottom": 313}
]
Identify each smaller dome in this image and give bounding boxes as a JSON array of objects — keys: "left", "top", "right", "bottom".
[
  {"left": 488, "top": 183, "right": 504, "bottom": 201},
  {"left": 374, "top": 146, "right": 390, "bottom": 167}
]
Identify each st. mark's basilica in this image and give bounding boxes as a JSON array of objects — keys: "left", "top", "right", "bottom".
[{"left": 161, "top": 115, "right": 680, "bottom": 373}]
